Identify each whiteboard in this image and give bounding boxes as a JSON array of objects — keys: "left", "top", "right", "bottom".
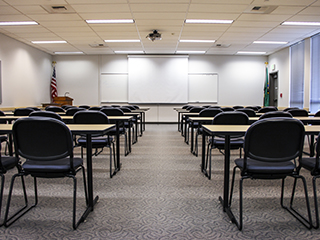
[
  {"left": 188, "top": 73, "right": 218, "bottom": 103},
  {"left": 128, "top": 55, "right": 188, "bottom": 104},
  {"left": 100, "top": 74, "right": 128, "bottom": 103}
]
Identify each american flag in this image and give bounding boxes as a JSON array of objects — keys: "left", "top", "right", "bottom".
[{"left": 51, "top": 66, "right": 58, "bottom": 101}]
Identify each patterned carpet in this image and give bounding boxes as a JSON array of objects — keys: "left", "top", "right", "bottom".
[{"left": 0, "top": 124, "right": 319, "bottom": 239}]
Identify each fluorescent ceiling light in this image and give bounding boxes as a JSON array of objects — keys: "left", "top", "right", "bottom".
[
  {"left": 176, "top": 51, "right": 206, "bottom": 54},
  {"left": 114, "top": 51, "right": 144, "bottom": 54},
  {"left": 86, "top": 19, "right": 134, "bottom": 24},
  {"left": 185, "top": 19, "right": 233, "bottom": 24},
  {"left": 104, "top": 40, "right": 140, "bottom": 43},
  {"left": 32, "top": 41, "right": 67, "bottom": 44},
  {"left": 54, "top": 52, "right": 84, "bottom": 55},
  {"left": 281, "top": 21, "right": 320, "bottom": 26},
  {"left": 0, "top": 21, "right": 38, "bottom": 26},
  {"left": 237, "top": 51, "right": 266, "bottom": 55},
  {"left": 179, "top": 40, "right": 216, "bottom": 43},
  {"left": 253, "top": 41, "right": 288, "bottom": 44}
]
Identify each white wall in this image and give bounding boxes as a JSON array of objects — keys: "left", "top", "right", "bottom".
[
  {"left": 51, "top": 54, "right": 268, "bottom": 122},
  {"left": 53, "top": 55, "right": 100, "bottom": 106},
  {"left": 268, "top": 47, "right": 290, "bottom": 108},
  {"left": 0, "top": 33, "right": 52, "bottom": 108}
]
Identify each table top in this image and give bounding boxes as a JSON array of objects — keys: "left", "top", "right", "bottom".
[{"left": 202, "top": 124, "right": 320, "bottom": 135}]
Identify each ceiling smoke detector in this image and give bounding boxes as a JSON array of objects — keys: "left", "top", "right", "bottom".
[{"left": 146, "top": 30, "right": 162, "bottom": 41}]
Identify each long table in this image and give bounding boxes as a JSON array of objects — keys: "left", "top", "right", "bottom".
[
  {"left": 0, "top": 123, "right": 115, "bottom": 227},
  {"left": 201, "top": 124, "right": 320, "bottom": 229},
  {"left": 0, "top": 115, "right": 133, "bottom": 170}
]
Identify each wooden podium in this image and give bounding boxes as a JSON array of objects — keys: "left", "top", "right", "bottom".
[{"left": 53, "top": 96, "right": 73, "bottom": 107}]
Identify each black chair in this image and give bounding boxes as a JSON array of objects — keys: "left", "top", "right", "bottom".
[
  {"left": 88, "top": 106, "right": 102, "bottom": 111},
  {"left": 221, "top": 107, "right": 235, "bottom": 112},
  {"left": 287, "top": 109, "right": 309, "bottom": 117},
  {"left": 0, "top": 143, "right": 21, "bottom": 227},
  {"left": 61, "top": 105, "right": 73, "bottom": 110},
  {"left": 257, "top": 106, "right": 278, "bottom": 113},
  {"left": 259, "top": 111, "right": 293, "bottom": 119},
  {"left": 73, "top": 111, "right": 116, "bottom": 177},
  {"left": 29, "top": 111, "right": 63, "bottom": 121},
  {"left": 45, "top": 106, "right": 65, "bottom": 113},
  {"left": 236, "top": 108, "right": 256, "bottom": 117},
  {"left": 100, "top": 108, "right": 129, "bottom": 156},
  {"left": 229, "top": 118, "right": 312, "bottom": 230},
  {"left": 283, "top": 107, "right": 299, "bottom": 111},
  {"left": 233, "top": 106, "right": 243, "bottom": 110},
  {"left": 66, "top": 107, "right": 86, "bottom": 116},
  {"left": 13, "top": 108, "right": 34, "bottom": 116},
  {"left": 193, "top": 108, "right": 223, "bottom": 156},
  {"left": 299, "top": 132, "right": 320, "bottom": 228},
  {"left": 206, "top": 111, "right": 249, "bottom": 179},
  {"left": 78, "top": 105, "right": 90, "bottom": 109},
  {"left": 315, "top": 110, "right": 320, "bottom": 117},
  {"left": 4, "top": 117, "right": 88, "bottom": 229},
  {"left": 245, "top": 106, "right": 260, "bottom": 111},
  {"left": 0, "top": 110, "right": 9, "bottom": 155}
]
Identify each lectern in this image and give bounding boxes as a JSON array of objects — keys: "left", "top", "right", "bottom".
[{"left": 53, "top": 96, "right": 73, "bottom": 106}]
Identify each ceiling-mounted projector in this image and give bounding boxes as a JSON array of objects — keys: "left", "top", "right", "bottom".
[{"left": 146, "top": 30, "right": 162, "bottom": 41}]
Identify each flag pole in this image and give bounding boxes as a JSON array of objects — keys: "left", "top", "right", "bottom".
[{"left": 263, "top": 62, "right": 269, "bottom": 107}]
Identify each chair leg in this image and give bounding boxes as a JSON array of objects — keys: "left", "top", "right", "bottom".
[
  {"left": 109, "top": 145, "right": 113, "bottom": 178},
  {"left": 229, "top": 166, "right": 239, "bottom": 207},
  {"left": 4, "top": 175, "right": 36, "bottom": 227},
  {"left": 0, "top": 174, "right": 5, "bottom": 226},
  {"left": 312, "top": 176, "right": 319, "bottom": 229},
  {"left": 281, "top": 176, "right": 312, "bottom": 229}
]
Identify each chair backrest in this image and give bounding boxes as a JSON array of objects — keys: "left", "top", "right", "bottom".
[
  {"left": 78, "top": 105, "right": 90, "bottom": 109},
  {"left": 100, "top": 108, "right": 124, "bottom": 116},
  {"left": 131, "top": 105, "right": 140, "bottom": 109},
  {"left": 245, "top": 106, "right": 260, "bottom": 111},
  {"left": 181, "top": 105, "right": 190, "bottom": 109},
  {"left": 221, "top": 107, "right": 235, "bottom": 112},
  {"left": 244, "top": 118, "right": 305, "bottom": 163},
  {"left": 13, "top": 117, "right": 73, "bottom": 161},
  {"left": 232, "top": 106, "right": 243, "bottom": 110},
  {"left": 257, "top": 106, "right": 278, "bottom": 113},
  {"left": 236, "top": 108, "right": 256, "bottom": 117},
  {"left": 61, "top": 105, "right": 73, "bottom": 110},
  {"left": 259, "top": 111, "right": 293, "bottom": 119},
  {"left": 45, "top": 106, "right": 65, "bottom": 113},
  {"left": 199, "top": 108, "right": 222, "bottom": 117},
  {"left": 122, "top": 105, "right": 136, "bottom": 110},
  {"left": 287, "top": 109, "right": 309, "bottom": 117},
  {"left": 88, "top": 106, "right": 102, "bottom": 111},
  {"left": 13, "top": 108, "right": 34, "bottom": 116},
  {"left": 120, "top": 107, "right": 132, "bottom": 112},
  {"left": 315, "top": 110, "right": 320, "bottom": 117},
  {"left": 189, "top": 107, "right": 205, "bottom": 113},
  {"left": 66, "top": 107, "right": 86, "bottom": 116},
  {"left": 213, "top": 111, "right": 249, "bottom": 125},
  {"left": 0, "top": 110, "right": 6, "bottom": 124},
  {"left": 29, "top": 111, "right": 63, "bottom": 121},
  {"left": 73, "top": 110, "right": 109, "bottom": 124},
  {"left": 283, "top": 107, "right": 299, "bottom": 112}
]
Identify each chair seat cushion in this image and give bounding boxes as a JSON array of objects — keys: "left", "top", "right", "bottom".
[
  {"left": 235, "top": 158, "right": 295, "bottom": 175},
  {"left": 0, "top": 135, "right": 7, "bottom": 142},
  {"left": 1, "top": 156, "right": 19, "bottom": 172},
  {"left": 77, "top": 136, "right": 113, "bottom": 148},
  {"left": 23, "top": 158, "right": 83, "bottom": 174},
  {"left": 300, "top": 157, "right": 320, "bottom": 174},
  {"left": 212, "top": 138, "right": 244, "bottom": 149}
]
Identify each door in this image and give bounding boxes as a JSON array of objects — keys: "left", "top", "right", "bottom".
[{"left": 269, "top": 72, "right": 278, "bottom": 107}]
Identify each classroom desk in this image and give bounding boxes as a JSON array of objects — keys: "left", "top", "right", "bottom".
[
  {"left": 0, "top": 115, "right": 134, "bottom": 168},
  {"left": 131, "top": 108, "right": 149, "bottom": 136},
  {"left": 0, "top": 123, "right": 115, "bottom": 227},
  {"left": 189, "top": 116, "right": 320, "bottom": 156},
  {"left": 201, "top": 124, "right": 320, "bottom": 229}
]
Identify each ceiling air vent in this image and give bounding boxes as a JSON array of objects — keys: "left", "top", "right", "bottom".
[
  {"left": 89, "top": 43, "right": 108, "bottom": 48},
  {"left": 243, "top": 5, "right": 278, "bottom": 14},
  {"left": 41, "top": 5, "right": 76, "bottom": 14},
  {"left": 213, "top": 43, "right": 231, "bottom": 48}
]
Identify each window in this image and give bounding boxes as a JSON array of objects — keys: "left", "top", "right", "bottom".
[
  {"left": 310, "top": 34, "right": 320, "bottom": 113},
  {"left": 290, "top": 41, "right": 305, "bottom": 108}
]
